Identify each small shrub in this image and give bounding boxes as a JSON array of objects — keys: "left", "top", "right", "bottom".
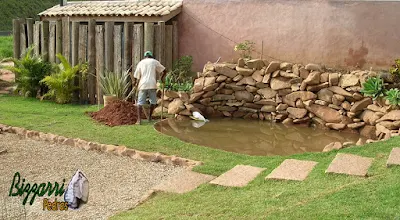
[
  {"left": 385, "top": 88, "right": 400, "bottom": 106},
  {"left": 160, "top": 56, "right": 194, "bottom": 92},
  {"left": 234, "top": 40, "right": 255, "bottom": 60},
  {"left": 99, "top": 69, "right": 132, "bottom": 99},
  {"left": 7, "top": 46, "right": 52, "bottom": 97},
  {"left": 40, "top": 54, "right": 81, "bottom": 104},
  {"left": 389, "top": 59, "right": 400, "bottom": 77},
  {"left": 360, "top": 76, "right": 386, "bottom": 100}
]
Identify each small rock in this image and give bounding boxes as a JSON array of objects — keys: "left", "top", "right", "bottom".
[
  {"left": 305, "top": 63, "right": 322, "bottom": 72},
  {"left": 235, "top": 91, "right": 254, "bottom": 102},
  {"left": 320, "top": 72, "right": 329, "bottom": 83},
  {"left": 347, "top": 122, "right": 365, "bottom": 129},
  {"left": 270, "top": 77, "right": 292, "bottom": 90},
  {"left": 236, "top": 66, "right": 254, "bottom": 76},
  {"left": 328, "top": 73, "right": 340, "bottom": 86},
  {"left": 323, "top": 142, "right": 343, "bottom": 152},
  {"left": 339, "top": 74, "right": 359, "bottom": 88},
  {"left": 356, "top": 138, "right": 365, "bottom": 146},
  {"left": 261, "top": 105, "right": 276, "bottom": 113},
  {"left": 317, "top": 88, "right": 333, "bottom": 103},
  {"left": 203, "top": 83, "right": 219, "bottom": 92},
  {"left": 287, "top": 107, "right": 308, "bottom": 119},
  {"left": 237, "top": 58, "right": 245, "bottom": 67},
  {"left": 252, "top": 70, "right": 264, "bottom": 82},
  {"left": 303, "top": 71, "right": 321, "bottom": 85},
  {"left": 189, "top": 92, "right": 205, "bottom": 103},
  {"left": 315, "top": 100, "right": 329, "bottom": 106},
  {"left": 360, "top": 125, "right": 377, "bottom": 140},
  {"left": 245, "top": 85, "right": 258, "bottom": 93},
  {"left": 233, "top": 74, "right": 244, "bottom": 82},
  {"left": 215, "top": 66, "right": 238, "bottom": 78},
  {"left": 237, "top": 76, "right": 256, "bottom": 86},
  {"left": 204, "top": 77, "right": 216, "bottom": 87},
  {"left": 276, "top": 103, "right": 288, "bottom": 111},
  {"left": 306, "top": 104, "right": 342, "bottom": 123},
  {"left": 299, "top": 67, "right": 310, "bottom": 79},
  {"left": 262, "top": 73, "right": 271, "bottom": 84},
  {"left": 247, "top": 59, "right": 265, "bottom": 70},
  {"left": 216, "top": 75, "right": 228, "bottom": 83},
  {"left": 265, "top": 61, "right": 281, "bottom": 74},
  {"left": 193, "top": 77, "right": 205, "bottom": 93},
  {"left": 350, "top": 98, "right": 373, "bottom": 113},
  {"left": 326, "top": 123, "right": 346, "bottom": 130}
]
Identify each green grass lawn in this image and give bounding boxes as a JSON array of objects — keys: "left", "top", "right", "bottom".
[
  {"left": 0, "top": 35, "right": 13, "bottom": 60},
  {"left": 1, "top": 95, "right": 400, "bottom": 219}
]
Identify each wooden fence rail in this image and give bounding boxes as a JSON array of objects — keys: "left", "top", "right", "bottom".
[{"left": 13, "top": 18, "right": 178, "bottom": 105}]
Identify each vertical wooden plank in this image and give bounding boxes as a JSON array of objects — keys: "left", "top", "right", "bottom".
[
  {"left": 104, "top": 22, "right": 114, "bottom": 72},
  {"left": 33, "top": 21, "right": 40, "bottom": 56},
  {"left": 165, "top": 25, "right": 173, "bottom": 71},
  {"left": 144, "top": 22, "right": 154, "bottom": 53},
  {"left": 88, "top": 19, "right": 96, "bottom": 104},
  {"left": 13, "top": 19, "right": 21, "bottom": 59},
  {"left": 133, "top": 24, "right": 143, "bottom": 71},
  {"left": 96, "top": 25, "right": 105, "bottom": 105},
  {"left": 71, "top": 21, "right": 79, "bottom": 102},
  {"left": 41, "top": 21, "right": 49, "bottom": 61},
  {"left": 153, "top": 24, "right": 160, "bottom": 60},
  {"left": 49, "top": 22, "right": 56, "bottom": 63},
  {"left": 62, "top": 17, "right": 70, "bottom": 62},
  {"left": 158, "top": 21, "right": 166, "bottom": 65},
  {"left": 26, "top": 18, "right": 34, "bottom": 47},
  {"left": 20, "top": 22, "right": 26, "bottom": 55},
  {"left": 114, "top": 25, "right": 122, "bottom": 74},
  {"left": 172, "top": 21, "right": 179, "bottom": 62},
  {"left": 123, "top": 22, "right": 133, "bottom": 72},
  {"left": 56, "top": 19, "right": 62, "bottom": 63},
  {"left": 78, "top": 24, "right": 88, "bottom": 104}
]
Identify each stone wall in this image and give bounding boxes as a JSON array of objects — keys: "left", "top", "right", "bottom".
[{"left": 159, "top": 59, "right": 400, "bottom": 143}]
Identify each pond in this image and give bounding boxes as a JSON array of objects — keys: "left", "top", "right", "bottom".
[{"left": 154, "top": 118, "right": 363, "bottom": 156}]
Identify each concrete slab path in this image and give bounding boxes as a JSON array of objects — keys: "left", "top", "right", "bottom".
[
  {"left": 210, "top": 165, "right": 266, "bottom": 187},
  {"left": 265, "top": 159, "right": 318, "bottom": 181},
  {"left": 326, "top": 153, "right": 373, "bottom": 177}
]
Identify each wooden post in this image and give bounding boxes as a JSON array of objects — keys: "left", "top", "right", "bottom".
[
  {"left": 49, "top": 22, "right": 56, "bottom": 63},
  {"left": 13, "top": 19, "right": 21, "bottom": 59},
  {"left": 123, "top": 22, "right": 133, "bottom": 72},
  {"left": 158, "top": 21, "right": 166, "bottom": 65},
  {"left": 153, "top": 24, "right": 160, "bottom": 60},
  {"left": 165, "top": 25, "right": 173, "bottom": 71},
  {"left": 114, "top": 25, "right": 122, "bottom": 74},
  {"left": 104, "top": 22, "right": 114, "bottom": 72},
  {"left": 26, "top": 18, "right": 34, "bottom": 48},
  {"left": 33, "top": 21, "right": 40, "bottom": 56},
  {"left": 88, "top": 19, "right": 96, "bottom": 104},
  {"left": 71, "top": 21, "right": 79, "bottom": 102},
  {"left": 62, "top": 17, "right": 70, "bottom": 62},
  {"left": 41, "top": 21, "right": 49, "bottom": 61},
  {"left": 133, "top": 24, "right": 144, "bottom": 70},
  {"left": 172, "top": 21, "right": 179, "bottom": 62},
  {"left": 20, "top": 22, "right": 26, "bottom": 56},
  {"left": 56, "top": 19, "right": 62, "bottom": 63},
  {"left": 96, "top": 25, "right": 105, "bottom": 105},
  {"left": 144, "top": 22, "right": 154, "bottom": 54},
  {"left": 78, "top": 24, "right": 88, "bottom": 104}
]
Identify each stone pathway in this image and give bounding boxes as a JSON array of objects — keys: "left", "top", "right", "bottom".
[
  {"left": 153, "top": 170, "right": 215, "bottom": 193},
  {"left": 326, "top": 153, "right": 374, "bottom": 177},
  {"left": 387, "top": 147, "right": 400, "bottom": 167},
  {"left": 266, "top": 159, "right": 318, "bottom": 181},
  {"left": 209, "top": 165, "right": 266, "bottom": 187}
]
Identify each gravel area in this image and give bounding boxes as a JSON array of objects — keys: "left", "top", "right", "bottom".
[{"left": 0, "top": 133, "right": 186, "bottom": 220}]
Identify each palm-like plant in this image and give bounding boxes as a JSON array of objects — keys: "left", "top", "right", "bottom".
[
  {"left": 360, "top": 77, "right": 386, "bottom": 100},
  {"left": 99, "top": 69, "right": 133, "bottom": 99},
  {"left": 40, "top": 53, "right": 80, "bottom": 104}
]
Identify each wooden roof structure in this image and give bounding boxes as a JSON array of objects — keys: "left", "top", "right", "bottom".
[{"left": 39, "top": 0, "right": 183, "bottom": 22}]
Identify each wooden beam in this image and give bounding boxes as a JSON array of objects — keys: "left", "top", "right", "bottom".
[
  {"left": 104, "top": 21, "right": 114, "bottom": 72},
  {"left": 41, "top": 21, "right": 49, "bottom": 61},
  {"left": 71, "top": 21, "right": 79, "bottom": 102},
  {"left": 20, "top": 22, "right": 26, "bottom": 56},
  {"left": 78, "top": 24, "right": 88, "bottom": 104},
  {"left": 88, "top": 19, "right": 96, "bottom": 104},
  {"left": 144, "top": 22, "right": 154, "bottom": 54},
  {"left": 165, "top": 25, "right": 173, "bottom": 71},
  {"left": 13, "top": 19, "right": 21, "bottom": 59},
  {"left": 158, "top": 21, "right": 166, "bottom": 66},
  {"left": 123, "top": 22, "right": 133, "bottom": 72},
  {"left": 55, "top": 19, "right": 63, "bottom": 63},
  {"left": 33, "top": 21, "right": 41, "bottom": 56},
  {"left": 26, "top": 18, "right": 34, "bottom": 48},
  {"left": 172, "top": 20, "right": 179, "bottom": 63},
  {"left": 153, "top": 24, "right": 160, "bottom": 60},
  {"left": 114, "top": 25, "right": 122, "bottom": 74},
  {"left": 96, "top": 25, "right": 105, "bottom": 104},
  {"left": 133, "top": 24, "right": 143, "bottom": 71},
  {"left": 62, "top": 17, "right": 70, "bottom": 62},
  {"left": 49, "top": 22, "right": 56, "bottom": 63}
]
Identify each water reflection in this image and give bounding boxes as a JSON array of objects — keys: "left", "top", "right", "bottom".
[{"left": 155, "top": 118, "right": 362, "bottom": 156}]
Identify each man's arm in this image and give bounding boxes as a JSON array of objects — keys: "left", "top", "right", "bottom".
[{"left": 161, "top": 69, "right": 167, "bottom": 82}]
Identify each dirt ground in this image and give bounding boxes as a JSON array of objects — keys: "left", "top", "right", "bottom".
[
  {"left": 0, "top": 61, "right": 14, "bottom": 94},
  {"left": 0, "top": 133, "right": 186, "bottom": 220}
]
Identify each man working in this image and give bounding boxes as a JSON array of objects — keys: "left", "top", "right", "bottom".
[{"left": 133, "top": 51, "right": 166, "bottom": 125}]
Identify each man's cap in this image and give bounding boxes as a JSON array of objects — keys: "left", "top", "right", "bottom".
[{"left": 144, "top": 51, "right": 153, "bottom": 57}]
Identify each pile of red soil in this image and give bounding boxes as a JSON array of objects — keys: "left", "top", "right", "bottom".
[{"left": 90, "top": 100, "right": 146, "bottom": 126}]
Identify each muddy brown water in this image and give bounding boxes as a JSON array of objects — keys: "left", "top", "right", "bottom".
[{"left": 155, "top": 118, "right": 362, "bottom": 156}]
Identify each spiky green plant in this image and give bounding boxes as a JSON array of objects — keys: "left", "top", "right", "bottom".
[
  {"left": 7, "top": 46, "right": 52, "bottom": 97},
  {"left": 99, "top": 69, "right": 132, "bottom": 99},
  {"left": 385, "top": 88, "right": 400, "bottom": 106},
  {"left": 40, "top": 54, "right": 80, "bottom": 104},
  {"left": 360, "top": 76, "right": 386, "bottom": 100}
]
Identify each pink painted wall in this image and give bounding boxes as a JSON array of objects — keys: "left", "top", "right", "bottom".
[{"left": 177, "top": 0, "right": 400, "bottom": 72}]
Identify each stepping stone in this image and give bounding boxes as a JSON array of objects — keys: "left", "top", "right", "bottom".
[
  {"left": 265, "top": 159, "right": 318, "bottom": 181},
  {"left": 152, "top": 170, "right": 215, "bottom": 194},
  {"left": 387, "top": 147, "right": 400, "bottom": 167},
  {"left": 210, "top": 165, "right": 266, "bottom": 187},
  {"left": 326, "top": 153, "right": 373, "bottom": 177}
]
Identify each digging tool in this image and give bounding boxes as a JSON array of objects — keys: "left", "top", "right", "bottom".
[{"left": 161, "top": 84, "right": 165, "bottom": 121}]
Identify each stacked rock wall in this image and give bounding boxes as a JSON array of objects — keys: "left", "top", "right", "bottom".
[{"left": 159, "top": 59, "right": 400, "bottom": 142}]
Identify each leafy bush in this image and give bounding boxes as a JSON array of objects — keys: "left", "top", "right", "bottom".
[
  {"left": 7, "top": 46, "right": 52, "bottom": 97},
  {"left": 40, "top": 54, "right": 81, "bottom": 104},
  {"left": 234, "top": 40, "right": 255, "bottom": 60},
  {"left": 99, "top": 69, "right": 133, "bottom": 99},
  {"left": 389, "top": 59, "right": 400, "bottom": 77},
  {"left": 385, "top": 88, "right": 400, "bottom": 106},
  {"left": 360, "top": 76, "right": 386, "bottom": 100},
  {"left": 160, "top": 56, "right": 194, "bottom": 92}
]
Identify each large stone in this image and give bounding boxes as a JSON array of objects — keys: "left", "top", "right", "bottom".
[
  {"left": 193, "top": 77, "right": 205, "bottom": 93},
  {"left": 317, "top": 88, "right": 333, "bottom": 103},
  {"left": 326, "top": 123, "right": 346, "bottom": 130},
  {"left": 387, "top": 148, "right": 400, "bottom": 167},
  {"left": 204, "top": 71, "right": 218, "bottom": 77},
  {"left": 252, "top": 70, "right": 264, "bottom": 82},
  {"left": 339, "top": 74, "right": 359, "bottom": 88},
  {"left": 287, "top": 107, "right": 307, "bottom": 119},
  {"left": 265, "top": 61, "right": 281, "bottom": 74},
  {"left": 216, "top": 75, "right": 228, "bottom": 83},
  {"left": 360, "top": 110, "right": 381, "bottom": 125},
  {"left": 266, "top": 159, "right": 318, "bottom": 181},
  {"left": 360, "top": 125, "right": 377, "bottom": 139},
  {"left": 235, "top": 91, "right": 254, "bottom": 102},
  {"left": 226, "top": 101, "right": 245, "bottom": 107},
  {"left": 280, "top": 71, "right": 298, "bottom": 78},
  {"left": 292, "top": 64, "right": 300, "bottom": 76},
  {"left": 215, "top": 66, "right": 238, "bottom": 78},
  {"left": 219, "top": 89, "right": 234, "bottom": 95},
  {"left": 299, "top": 67, "right": 309, "bottom": 79},
  {"left": 255, "top": 99, "right": 277, "bottom": 106},
  {"left": 204, "top": 77, "right": 216, "bottom": 87},
  {"left": 245, "top": 85, "right": 258, "bottom": 93},
  {"left": 306, "top": 104, "right": 341, "bottom": 123},
  {"left": 165, "top": 90, "right": 180, "bottom": 99},
  {"left": 328, "top": 86, "right": 353, "bottom": 97},
  {"left": 270, "top": 77, "right": 291, "bottom": 90},
  {"left": 257, "top": 88, "right": 277, "bottom": 99},
  {"left": 276, "top": 103, "right": 288, "bottom": 111},
  {"left": 261, "top": 105, "right": 276, "bottom": 113},
  {"left": 233, "top": 74, "right": 244, "bottom": 82},
  {"left": 199, "top": 98, "right": 211, "bottom": 106},
  {"left": 377, "top": 110, "right": 400, "bottom": 122},
  {"left": 329, "top": 73, "right": 340, "bottom": 86},
  {"left": 320, "top": 72, "right": 329, "bottom": 83},
  {"left": 237, "top": 76, "right": 256, "bottom": 86},
  {"left": 283, "top": 91, "right": 317, "bottom": 107},
  {"left": 347, "top": 122, "right": 365, "bottom": 129},
  {"left": 202, "top": 91, "right": 216, "bottom": 98},
  {"left": 210, "top": 165, "right": 266, "bottom": 187},
  {"left": 262, "top": 74, "right": 271, "bottom": 84},
  {"left": 377, "top": 121, "right": 400, "bottom": 130},
  {"left": 225, "top": 83, "right": 245, "bottom": 91},
  {"left": 189, "top": 92, "right": 204, "bottom": 103},
  {"left": 237, "top": 58, "right": 245, "bottom": 67},
  {"left": 305, "top": 63, "right": 322, "bottom": 72},
  {"left": 203, "top": 83, "right": 219, "bottom": 92},
  {"left": 244, "top": 103, "right": 263, "bottom": 109},
  {"left": 306, "top": 82, "right": 329, "bottom": 92},
  {"left": 212, "top": 94, "right": 234, "bottom": 101},
  {"left": 247, "top": 59, "right": 265, "bottom": 70},
  {"left": 326, "top": 153, "right": 373, "bottom": 177},
  {"left": 350, "top": 98, "right": 373, "bottom": 113},
  {"left": 323, "top": 142, "right": 343, "bottom": 152},
  {"left": 168, "top": 99, "right": 185, "bottom": 114},
  {"left": 280, "top": 62, "right": 293, "bottom": 71},
  {"left": 303, "top": 71, "right": 321, "bottom": 85},
  {"left": 236, "top": 66, "right": 254, "bottom": 76}
]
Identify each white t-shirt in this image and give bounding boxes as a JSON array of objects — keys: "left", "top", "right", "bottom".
[{"left": 134, "top": 58, "right": 165, "bottom": 90}]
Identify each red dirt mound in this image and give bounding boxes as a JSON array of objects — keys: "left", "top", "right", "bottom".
[{"left": 90, "top": 100, "right": 145, "bottom": 126}]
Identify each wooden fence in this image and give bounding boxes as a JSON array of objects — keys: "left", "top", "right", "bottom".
[{"left": 13, "top": 18, "right": 179, "bottom": 104}]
